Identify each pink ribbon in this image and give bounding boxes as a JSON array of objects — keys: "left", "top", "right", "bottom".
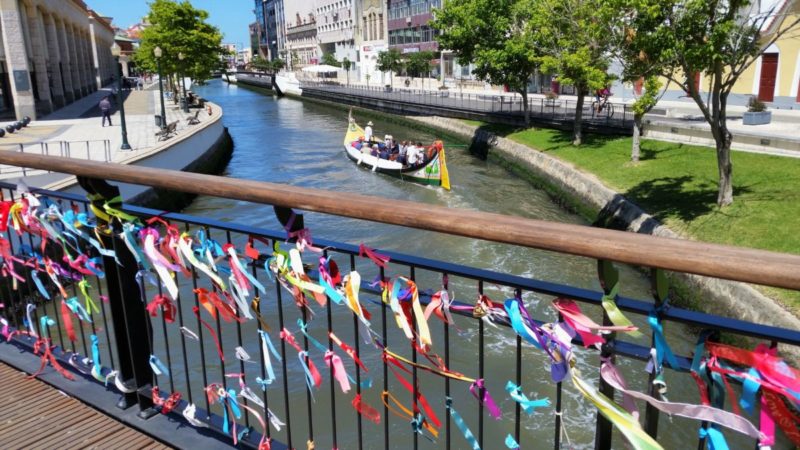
[
  {"left": 552, "top": 298, "right": 638, "bottom": 348},
  {"left": 359, "top": 243, "right": 390, "bottom": 268},
  {"left": 324, "top": 350, "right": 351, "bottom": 393},
  {"left": 469, "top": 379, "right": 502, "bottom": 420}
]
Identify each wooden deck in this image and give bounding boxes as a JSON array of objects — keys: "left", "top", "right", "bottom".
[{"left": 0, "top": 362, "right": 171, "bottom": 449}]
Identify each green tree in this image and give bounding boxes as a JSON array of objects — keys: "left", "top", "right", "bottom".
[
  {"left": 629, "top": 76, "right": 663, "bottom": 162},
  {"left": 525, "top": 0, "right": 618, "bottom": 145},
  {"left": 377, "top": 48, "right": 404, "bottom": 88},
  {"left": 321, "top": 52, "right": 342, "bottom": 67},
  {"left": 405, "top": 51, "right": 435, "bottom": 80},
  {"left": 250, "top": 55, "right": 270, "bottom": 72},
  {"left": 133, "top": 0, "right": 223, "bottom": 83},
  {"left": 616, "top": 0, "right": 800, "bottom": 206},
  {"left": 342, "top": 57, "right": 352, "bottom": 85},
  {"left": 270, "top": 58, "right": 286, "bottom": 72},
  {"left": 432, "top": 0, "right": 538, "bottom": 125}
]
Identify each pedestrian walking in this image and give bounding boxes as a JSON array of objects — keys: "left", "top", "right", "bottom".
[{"left": 99, "top": 96, "right": 112, "bottom": 127}]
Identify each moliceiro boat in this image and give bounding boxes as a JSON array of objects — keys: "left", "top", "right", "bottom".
[{"left": 343, "top": 115, "right": 451, "bottom": 190}]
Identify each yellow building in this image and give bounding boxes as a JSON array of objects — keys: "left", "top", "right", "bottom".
[{"left": 657, "top": 0, "right": 800, "bottom": 108}]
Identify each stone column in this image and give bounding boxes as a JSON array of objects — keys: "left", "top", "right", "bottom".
[
  {"left": 88, "top": 17, "right": 101, "bottom": 89},
  {"left": 42, "top": 12, "right": 64, "bottom": 108},
  {"left": 26, "top": 3, "right": 52, "bottom": 113},
  {"left": 0, "top": 0, "right": 36, "bottom": 119},
  {"left": 65, "top": 22, "right": 81, "bottom": 100},
  {"left": 76, "top": 31, "right": 89, "bottom": 94},
  {"left": 55, "top": 18, "right": 75, "bottom": 103},
  {"left": 69, "top": 25, "right": 86, "bottom": 98}
]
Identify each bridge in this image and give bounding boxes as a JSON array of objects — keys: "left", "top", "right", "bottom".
[{"left": 0, "top": 151, "right": 798, "bottom": 449}]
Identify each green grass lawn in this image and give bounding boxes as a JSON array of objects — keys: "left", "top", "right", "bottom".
[{"left": 469, "top": 123, "right": 800, "bottom": 310}]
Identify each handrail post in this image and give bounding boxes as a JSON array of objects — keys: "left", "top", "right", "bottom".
[
  {"left": 78, "top": 176, "right": 156, "bottom": 417},
  {"left": 19, "top": 144, "right": 27, "bottom": 177},
  {"left": 593, "top": 259, "right": 618, "bottom": 450}
]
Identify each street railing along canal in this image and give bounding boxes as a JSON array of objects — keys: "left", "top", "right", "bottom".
[
  {"left": 299, "top": 80, "right": 631, "bottom": 130},
  {"left": 0, "top": 152, "right": 799, "bottom": 450}
]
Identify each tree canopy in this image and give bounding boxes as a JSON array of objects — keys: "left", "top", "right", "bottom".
[
  {"left": 133, "top": 0, "right": 223, "bottom": 82},
  {"left": 432, "top": 0, "right": 539, "bottom": 124},
  {"left": 377, "top": 48, "right": 404, "bottom": 87},
  {"left": 404, "top": 51, "right": 436, "bottom": 78}
]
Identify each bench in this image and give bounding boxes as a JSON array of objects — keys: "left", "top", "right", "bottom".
[
  {"left": 155, "top": 120, "right": 178, "bottom": 141},
  {"left": 186, "top": 110, "right": 201, "bottom": 125}
]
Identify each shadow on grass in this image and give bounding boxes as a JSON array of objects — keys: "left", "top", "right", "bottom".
[{"left": 624, "top": 176, "right": 752, "bottom": 223}]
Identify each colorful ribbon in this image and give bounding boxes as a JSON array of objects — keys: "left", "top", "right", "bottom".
[{"left": 446, "top": 397, "right": 481, "bottom": 450}]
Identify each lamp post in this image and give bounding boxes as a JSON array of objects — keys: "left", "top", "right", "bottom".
[
  {"left": 154, "top": 46, "right": 166, "bottom": 130},
  {"left": 178, "top": 52, "right": 189, "bottom": 113},
  {"left": 111, "top": 43, "right": 131, "bottom": 150}
]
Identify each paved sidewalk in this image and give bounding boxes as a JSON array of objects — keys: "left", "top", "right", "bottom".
[{"left": 0, "top": 84, "right": 210, "bottom": 179}]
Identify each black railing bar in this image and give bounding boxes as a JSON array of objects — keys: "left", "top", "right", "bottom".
[
  {"left": 410, "top": 265, "right": 418, "bottom": 450},
  {"left": 301, "top": 306, "right": 315, "bottom": 446},
  {"left": 186, "top": 222, "right": 212, "bottom": 415},
  {"left": 323, "top": 250, "right": 338, "bottom": 450},
  {"left": 205, "top": 228, "right": 229, "bottom": 397},
  {"left": 155, "top": 274, "right": 175, "bottom": 393},
  {"left": 251, "top": 259, "right": 271, "bottom": 439},
  {"left": 380, "top": 263, "right": 389, "bottom": 450},
  {"left": 11, "top": 185, "right": 800, "bottom": 344},
  {"left": 227, "top": 229, "right": 250, "bottom": 429},
  {"left": 272, "top": 237, "right": 294, "bottom": 450},
  {"left": 137, "top": 262, "right": 159, "bottom": 390},
  {"left": 82, "top": 197, "right": 116, "bottom": 369},
  {"left": 349, "top": 253, "right": 364, "bottom": 450}
]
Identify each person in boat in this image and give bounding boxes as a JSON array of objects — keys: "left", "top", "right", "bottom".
[
  {"left": 353, "top": 136, "right": 365, "bottom": 150},
  {"left": 379, "top": 145, "right": 391, "bottom": 160},
  {"left": 426, "top": 141, "right": 441, "bottom": 161},
  {"left": 371, "top": 144, "right": 380, "bottom": 157},
  {"left": 398, "top": 141, "right": 409, "bottom": 164},
  {"left": 365, "top": 121, "right": 374, "bottom": 142},
  {"left": 406, "top": 143, "right": 421, "bottom": 165}
]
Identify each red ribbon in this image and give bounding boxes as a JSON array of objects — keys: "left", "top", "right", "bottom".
[
  {"left": 384, "top": 352, "right": 441, "bottom": 428},
  {"left": 763, "top": 390, "right": 800, "bottom": 447},
  {"left": 195, "top": 288, "right": 243, "bottom": 323},
  {"left": 192, "top": 306, "right": 225, "bottom": 362},
  {"left": 31, "top": 338, "right": 74, "bottom": 380},
  {"left": 706, "top": 341, "right": 800, "bottom": 393},
  {"left": 359, "top": 244, "right": 390, "bottom": 268},
  {"left": 146, "top": 294, "right": 177, "bottom": 323},
  {"left": 61, "top": 299, "right": 77, "bottom": 342},
  {"left": 352, "top": 393, "right": 381, "bottom": 424},
  {"left": 152, "top": 386, "right": 182, "bottom": 414},
  {"left": 329, "top": 332, "right": 369, "bottom": 372}
]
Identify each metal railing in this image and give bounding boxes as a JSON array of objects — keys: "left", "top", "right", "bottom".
[
  {"left": 0, "top": 139, "right": 112, "bottom": 177},
  {"left": 300, "top": 80, "right": 630, "bottom": 128},
  {"left": 0, "top": 154, "right": 798, "bottom": 450}
]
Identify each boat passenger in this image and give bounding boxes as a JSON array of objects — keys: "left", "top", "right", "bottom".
[
  {"left": 407, "top": 144, "right": 421, "bottom": 165},
  {"left": 371, "top": 144, "right": 380, "bottom": 157},
  {"left": 365, "top": 121, "right": 374, "bottom": 142},
  {"left": 398, "top": 141, "right": 409, "bottom": 164},
  {"left": 415, "top": 142, "right": 426, "bottom": 164},
  {"left": 379, "top": 146, "right": 391, "bottom": 160}
]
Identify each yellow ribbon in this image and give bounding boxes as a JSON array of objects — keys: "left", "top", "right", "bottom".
[{"left": 600, "top": 284, "right": 643, "bottom": 338}]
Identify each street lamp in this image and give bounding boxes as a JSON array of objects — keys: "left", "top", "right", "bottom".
[
  {"left": 154, "top": 46, "right": 166, "bottom": 130},
  {"left": 178, "top": 52, "right": 189, "bottom": 113},
  {"left": 110, "top": 43, "right": 131, "bottom": 150}
]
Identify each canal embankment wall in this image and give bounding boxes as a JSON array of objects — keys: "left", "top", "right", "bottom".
[
  {"left": 235, "top": 73, "right": 274, "bottom": 89},
  {"left": 404, "top": 115, "right": 800, "bottom": 350},
  {"left": 57, "top": 102, "right": 232, "bottom": 210}
]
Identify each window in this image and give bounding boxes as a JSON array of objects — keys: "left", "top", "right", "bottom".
[{"left": 379, "top": 14, "right": 384, "bottom": 39}]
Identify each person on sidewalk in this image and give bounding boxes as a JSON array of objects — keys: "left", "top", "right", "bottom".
[{"left": 99, "top": 96, "right": 112, "bottom": 127}]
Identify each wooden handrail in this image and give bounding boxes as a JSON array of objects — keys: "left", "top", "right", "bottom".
[{"left": 2, "top": 152, "right": 799, "bottom": 290}]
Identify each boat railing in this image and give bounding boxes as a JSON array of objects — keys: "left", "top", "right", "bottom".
[{"left": 0, "top": 152, "right": 797, "bottom": 450}]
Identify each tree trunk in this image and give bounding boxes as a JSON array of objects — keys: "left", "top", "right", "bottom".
[
  {"left": 715, "top": 124, "right": 734, "bottom": 206},
  {"left": 631, "top": 114, "right": 643, "bottom": 162},
  {"left": 573, "top": 85, "right": 585, "bottom": 146},
  {"left": 521, "top": 89, "right": 530, "bottom": 126}
]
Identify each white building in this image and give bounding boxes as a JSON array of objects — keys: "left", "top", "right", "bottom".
[
  {"left": 358, "top": 0, "right": 387, "bottom": 84},
  {"left": 284, "top": 0, "right": 317, "bottom": 68},
  {"left": 315, "top": 0, "right": 358, "bottom": 74}
]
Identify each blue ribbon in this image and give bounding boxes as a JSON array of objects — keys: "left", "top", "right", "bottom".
[
  {"left": 298, "top": 351, "right": 316, "bottom": 398},
  {"left": 257, "top": 329, "right": 281, "bottom": 387},
  {"left": 298, "top": 319, "right": 329, "bottom": 354},
  {"left": 219, "top": 390, "right": 241, "bottom": 435},
  {"left": 319, "top": 274, "right": 344, "bottom": 305},
  {"left": 123, "top": 223, "right": 150, "bottom": 270},
  {"left": 740, "top": 368, "right": 761, "bottom": 414},
  {"left": 505, "top": 434, "right": 520, "bottom": 449},
  {"left": 446, "top": 397, "right": 480, "bottom": 449},
  {"left": 699, "top": 425, "right": 729, "bottom": 450},
  {"left": 504, "top": 299, "right": 542, "bottom": 350},
  {"left": 91, "top": 334, "right": 101, "bottom": 368},
  {"left": 505, "top": 381, "right": 550, "bottom": 415},
  {"left": 410, "top": 413, "right": 436, "bottom": 443},
  {"left": 648, "top": 309, "right": 678, "bottom": 370},
  {"left": 31, "top": 272, "right": 50, "bottom": 299},
  {"left": 149, "top": 354, "right": 169, "bottom": 376}
]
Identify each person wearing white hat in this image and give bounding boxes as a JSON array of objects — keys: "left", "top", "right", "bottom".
[{"left": 365, "top": 121, "right": 374, "bottom": 142}]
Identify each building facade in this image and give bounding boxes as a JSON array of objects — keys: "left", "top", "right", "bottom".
[
  {"left": 0, "top": 0, "right": 116, "bottom": 120},
  {"left": 315, "top": 0, "right": 358, "bottom": 72},
  {"left": 359, "top": 0, "right": 387, "bottom": 83},
  {"left": 254, "top": 0, "right": 285, "bottom": 61},
  {"left": 284, "top": 1, "right": 317, "bottom": 69},
  {"left": 387, "top": 0, "right": 440, "bottom": 55}
]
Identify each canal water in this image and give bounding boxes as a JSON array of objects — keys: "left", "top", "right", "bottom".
[{"left": 178, "top": 80, "right": 762, "bottom": 450}]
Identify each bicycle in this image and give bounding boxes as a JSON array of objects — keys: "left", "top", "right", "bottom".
[{"left": 592, "top": 98, "right": 615, "bottom": 118}]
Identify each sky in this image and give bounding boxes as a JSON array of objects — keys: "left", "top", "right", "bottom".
[{"left": 85, "top": 0, "right": 254, "bottom": 49}]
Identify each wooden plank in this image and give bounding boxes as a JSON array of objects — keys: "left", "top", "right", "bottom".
[
  {"left": 0, "top": 363, "right": 165, "bottom": 449},
  {"left": 0, "top": 152, "right": 798, "bottom": 290}
]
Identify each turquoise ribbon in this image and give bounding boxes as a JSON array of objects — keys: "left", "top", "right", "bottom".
[
  {"left": 123, "top": 223, "right": 150, "bottom": 270},
  {"left": 740, "top": 368, "right": 761, "bottom": 414},
  {"left": 149, "top": 354, "right": 169, "bottom": 376},
  {"left": 505, "top": 381, "right": 550, "bottom": 415},
  {"left": 298, "top": 350, "right": 316, "bottom": 398},
  {"left": 504, "top": 299, "right": 542, "bottom": 350},
  {"left": 446, "top": 397, "right": 480, "bottom": 449},
  {"left": 91, "top": 334, "right": 101, "bottom": 369},
  {"left": 410, "top": 413, "right": 436, "bottom": 443},
  {"left": 319, "top": 274, "right": 344, "bottom": 304},
  {"left": 298, "top": 319, "right": 330, "bottom": 354},
  {"left": 505, "top": 434, "right": 520, "bottom": 449},
  {"left": 648, "top": 309, "right": 678, "bottom": 370},
  {"left": 39, "top": 316, "right": 54, "bottom": 340},
  {"left": 257, "top": 329, "right": 281, "bottom": 387},
  {"left": 220, "top": 389, "right": 242, "bottom": 435},
  {"left": 699, "top": 425, "right": 729, "bottom": 450},
  {"left": 65, "top": 297, "right": 92, "bottom": 323}
]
